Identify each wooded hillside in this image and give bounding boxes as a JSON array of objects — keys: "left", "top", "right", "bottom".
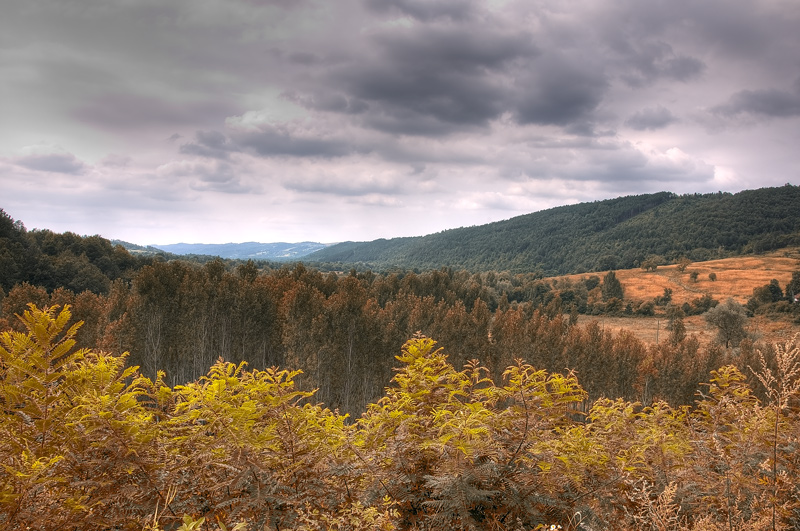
[
  {"left": 307, "top": 186, "right": 800, "bottom": 274},
  {"left": 0, "top": 209, "right": 155, "bottom": 294}
]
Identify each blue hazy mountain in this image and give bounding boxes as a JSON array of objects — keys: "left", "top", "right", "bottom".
[{"left": 146, "top": 242, "right": 332, "bottom": 260}]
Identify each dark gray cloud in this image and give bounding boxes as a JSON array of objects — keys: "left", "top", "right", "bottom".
[
  {"left": 595, "top": 0, "right": 797, "bottom": 64},
  {"left": 160, "top": 160, "right": 256, "bottom": 194},
  {"left": 74, "top": 92, "right": 241, "bottom": 131},
  {"left": 180, "top": 125, "right": 363, "bottom": 161},
  {"left": 233, "top": 123, "right": 363, "bottom": 158},
  {"left": 712, "top": 85, "right": 800, "bottom": 118},
  {"left": 675, "top": 0, "right": 798, "bottom": 60},
  {"left": 282, "top": 91, "right": 369, "bottom": 115},
  {"left": 181, "top": 122, "right": 370, "bottom": 161},
  {"left": 513, "top": 56, "right": 608, "bottom": 128},
  {"left": 363, "top": 0, "right": 476, "bottom": 22},
  {"left": 300, "top": 23, "right": 536, "bottom": 136},
  {"left": 277, "top": 0, "right": 714, "bottom": 141},
  {"left": 180, "top": 130, "right": 239, "bottom": 160},
  {"left": 587, "top": 147, "right": 713, "bottom": 184},
  {"left": 612, "top": 39, "right": 706, "bottom": 87},
  {"left": 283, "top": 174, "right": 403, "bottom": 197},
  {"left": 626, "top": 106, "right": 677, "bottom": 130},
  {"left": 239, "top": 0, "right": 312, "bottom": 8},
  {"left": 15, "top": 152, "right": 87, "bottom": 175},
  {"left": 281, "top": 8, "right": 614, "bottom": 138}
]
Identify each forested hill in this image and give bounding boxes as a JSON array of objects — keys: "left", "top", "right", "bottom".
[{"left": 306, "top": 185, "right": 800, "bottom": 274}]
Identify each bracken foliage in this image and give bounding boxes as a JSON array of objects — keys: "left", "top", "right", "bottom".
[{"left": 2, "top": 305, "right": 800, "bottom": 530}]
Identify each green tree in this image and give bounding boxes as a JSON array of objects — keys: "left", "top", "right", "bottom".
[
  {"left": 0, "top": 209, "right": 30, "bottom": 292},
  {"left": 767, "top": 278, "right": 784, "bottom": 301},
  {"left": 641, "top": 255, "right": 663, "bottom": 272},
  {"left": 655, "top": 287, "right": 672, "bottom": 306},
  {"left": 235, "top": 259, "right": 259, "bottom": 283},
  {"left": 596, "top": 254, "right": 617, "bottom": 271},
  {"left": 601, "top": 270, "right": 624, "bottom": 301},
  {"left": 786, "top": 271, "right": 800, "bottom": 302},
  {"left": 687, "top": 293, "right": 718, "bottom": 315},
  {"left": 704, "top": 298, "right": 748, "bottom": 348}
]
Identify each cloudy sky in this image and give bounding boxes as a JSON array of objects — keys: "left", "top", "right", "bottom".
[{"left": 2, "top": 0, "right": 799, "bottom": 245}]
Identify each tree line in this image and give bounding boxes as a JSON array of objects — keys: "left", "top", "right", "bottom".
[
  {"left": 2, "top": 305, "right": 800, "bottom": 530},
  {"left": 3, "top": 206, "right": 800, "bottom": 416},
  {"left": 5, "top": 184, "right": 800, "bottom": 295},
  {"left": 1, "top": 257, "right": 792, "bottom": 417},
  {"left": 0, "top": 208, "right": 155, "bottom": 294}
]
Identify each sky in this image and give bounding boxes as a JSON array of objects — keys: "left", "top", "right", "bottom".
[{"left": 1, "top": 0, "right": 799, "bottom": 245}]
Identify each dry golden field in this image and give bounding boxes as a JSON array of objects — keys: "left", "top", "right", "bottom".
[
  {"left": 576, "top": 314, "right": 800, "bottom": 349},
  {"left": 564, "top": 248, "right": 800, "bottom": 347}
]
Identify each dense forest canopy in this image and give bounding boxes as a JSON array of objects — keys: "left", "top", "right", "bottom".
[
  {"left": 0, "top": 209, "right": 154, "bottom": 294},
  {"left": 307, "top": 185, "right": 800, "bottom": 274}
]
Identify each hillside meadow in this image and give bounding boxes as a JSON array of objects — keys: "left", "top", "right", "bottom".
[{"left": 568, "top": 248, "right": 800, "bottom": 346}]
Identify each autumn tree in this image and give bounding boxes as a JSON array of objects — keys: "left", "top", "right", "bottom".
[
  {"left": 314, "top": 274, "right": 372, "bottom": 415},
  {"left": 356, "top": 336, "right": 591, "bottom": 529},
  {"left": 665, "top": 304, "right": 687, "bottom": 345},
  {"left": 690, "top": 366, "right": 775, "bottom": 529},
  {"left": 0, "top": 305, "right": 163, "bottom": 530},
  {"left": 750, "top": 335, "right": 800, "bottom": 530}
]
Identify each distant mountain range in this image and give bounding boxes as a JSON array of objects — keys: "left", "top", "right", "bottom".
[
  {"left": 113, "top": 241, "right": 332, "bottom": 260},
  {"left": 108, "top": 185, "right": 800, "bottom": 275}
]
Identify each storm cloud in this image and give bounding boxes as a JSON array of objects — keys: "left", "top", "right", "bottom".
[
  {"left": 1, "top": 0, "right": 798, "bottom": 244},
  {"left": 713, "top": 84, "right": 800, "bottom": 118},
  {"left": 626, "top": 106, "right": 677, "bottom": 131}
]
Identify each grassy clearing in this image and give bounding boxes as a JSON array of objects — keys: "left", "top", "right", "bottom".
[
  {"left": 567, "top": 248, "right": 800, "bottom": 346},
  {"left": 576, "top": 314, "right": 800, "bottom": 348}
]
